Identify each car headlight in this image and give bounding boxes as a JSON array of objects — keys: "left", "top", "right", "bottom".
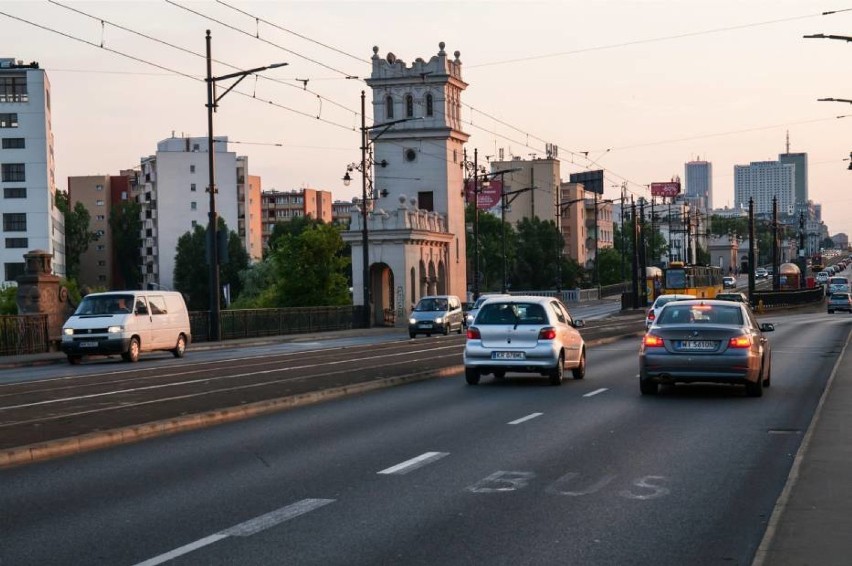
[
  {"left": 63, "top": 328, "right": 73, "bottom": 336},
  {"left": 435, "top": 317, "right": 443, "bottom": 324},
  {"left": 409, "top": 318, "right": 417, "bottom": 325},
  {"left": 107, "top": 325, "right": 124, "bottom": 334}
]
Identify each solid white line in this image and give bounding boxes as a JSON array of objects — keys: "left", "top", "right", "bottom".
[
  {"left": 132, "top": 499, "right": 334, "bottom": 566},
  {"left": 583, "top": 388, "right": 608, "bottom": 398},
  {"left": 377, "top": 451, "right": 449, "bottom": 475},
  {"left": 508, "top": 412, "right": 543, "bottom": 425}
]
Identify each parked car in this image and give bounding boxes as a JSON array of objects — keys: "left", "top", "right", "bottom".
[
  {"left": 463, "top": 295, "right": 585, "bottom": 385},
  {"left": 61, "top": 290, "right": 191, "bottom": 364},
  {"left": 639, "top": 299, "right": 774, "bottom": 397},
  {"left": 464, "top": 293, "right": 511, "bottom": 327},
  {"left": 408, "top": 295, "right": 464, "bottom": 337},
  {"left": 722, "top": 276, "right": 737, "bottom": 288},
  {"left": 827, "top": 292, "right": 852, "bottom": 314},
  {"left": 755, "top": 268, "right": 768, "bottom": 279},
  {"left": 646, "top": 293, "right": 696, "bottom": 328},
  {"left": 715, "top": 292, "right": 749, "bottom": 304}
]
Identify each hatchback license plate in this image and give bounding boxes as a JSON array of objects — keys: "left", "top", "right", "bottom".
[
  {"left": 79, "top": 341, "right": 98, "bottom": 348},
  {"left": 492, "top": 351, "right": 525, "bottom": 360},
  {"left": 679, "top": 340, "right": 716, "bottom": 350}
]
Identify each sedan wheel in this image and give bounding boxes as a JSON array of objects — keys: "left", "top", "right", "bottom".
[
  {"left": 745, "top": 375, "right": 764, "bottom": 397},
  {"left": 640, "top": 379, "right": 659, "bottom": 395},
  {"left": 762, "top": 358, "right": 772, "bottom": 387},
  {"left": 465, "top": 367, "right": 480, "bottom": 385},
  {"left": 549, "top": 353, "right": 564, "bottom": 386},
  {"left": 572, "top": 349, "right": 586, "bottom": 380}
]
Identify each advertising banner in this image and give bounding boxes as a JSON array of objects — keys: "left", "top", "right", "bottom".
[
  {"left": 465, "top": 178, "right": 503, "bottom": 210},
  {"left": 569, "top": 170, "right": 604, "bottom": 195},
  {"left": 650, "top": 181, "right": 681, "bottom": 197}
]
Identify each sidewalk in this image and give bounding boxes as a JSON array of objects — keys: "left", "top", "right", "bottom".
[{"left": 754, "top": 323, "right": 852, "bottom": 566}]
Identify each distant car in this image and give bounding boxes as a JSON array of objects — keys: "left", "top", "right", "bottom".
[
  {"left": 755, "top": 268, "right": 768, "bottom": 279},
  {"left": 828, "top": 277, "right": 850, "bottom": 296},
  {"left": 646, "top": 294, "right": 696, "bottom": 328},
  {"left": 408, "top": 295, "right": 464, "bottom": 337},
  {"left": 639, "top": 299, "right": 775, "bottom": 397},
  {"left": 464, "top": 293, "right": 511, "bottom": 327},
  {"left": 827, "top": 292, "right": 852, "bottom": 314},
  {"left": 463, "top": 295, "right": 585, "bottom": 386},
  {"left": 715, "top": 292, "right": 749, "bottom": 304},
  {"left": 816, "top": 272, "right": 830, "bottom": 285},
  {"left": 722, "top": 276, "right": 737, "bottom": 288}
]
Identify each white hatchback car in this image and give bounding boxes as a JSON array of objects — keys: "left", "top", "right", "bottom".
[
  {"left": 646, "top": 294, "right": 696, "bottom": 328},
  {"left": 463, "top": 295, "right": 585, "bottom": 386}
]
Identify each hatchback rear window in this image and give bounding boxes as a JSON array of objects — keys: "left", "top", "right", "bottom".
[{"left": 477, "top": 302, "right": 547, "bottom": 325}]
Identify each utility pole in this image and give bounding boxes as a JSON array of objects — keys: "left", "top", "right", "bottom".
[
  {"left": 631, "top": 196, "right": 639, "bottom": 309},
  {"left": 799, "top": 211, "right": 807, "bottom": 288},
  {"left": 473, "top": 148, "right": 480, "bottom": 301},
  {"left": 748, "top": 198, "right": 756, "bottom": 302},
  {"left": 638, "top": 198, "right": 648, "bottom": 306}
]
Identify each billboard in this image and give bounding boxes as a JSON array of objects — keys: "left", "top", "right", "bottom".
[
  {"left": 465, "top": 178, "right": 503, "bottom": 210},
  {"left": 569, "top": 170, "right": 604, "bottom": 195},
  {"left": 650, "top": 181, "right": 681, "bottom": 197}
]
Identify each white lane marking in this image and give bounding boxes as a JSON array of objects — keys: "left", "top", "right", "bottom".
[
  {"left": 133, "top": 499, "right": 334, "bottom": 566},
  {"left": 508, "top": 412, "right": 543, "bottom": 425},
  {"left": 583, "top": 388, "right": 608, "bottom": 398},
  {"left": 378, "top": 452, "right": 449, "bottom": 475}
]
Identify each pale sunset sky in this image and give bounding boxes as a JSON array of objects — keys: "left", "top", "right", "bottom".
[{"left": 2, "top": 1, "right": 851, "bottom": 234}]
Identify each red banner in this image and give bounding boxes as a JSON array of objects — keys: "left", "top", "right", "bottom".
[
  {"left": 650, "top": 181, "right": 681, "bottom": 197},
  {"left": 465, "top": 179, "right": 503, "bottom": 210}
]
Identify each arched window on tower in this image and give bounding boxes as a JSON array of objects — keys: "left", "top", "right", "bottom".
[
  {"left": 405, "top": 94, "right": 414, "bottom": 118},
  {"left": 426, "top": 94, "right": 433, "bottom": 117},
  {"left": 386, "top": 96, "right": 394, "bottom": 119}
]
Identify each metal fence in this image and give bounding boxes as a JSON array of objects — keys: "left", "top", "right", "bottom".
[
  {"left": 751, "top": 287, "right": 825, "bottom": 310},
  {"left": 0, "top": 314, "right": 50, "bottom": 356},
  {"left": 189, "top": 305, "right": 361, "bottom": 343}
]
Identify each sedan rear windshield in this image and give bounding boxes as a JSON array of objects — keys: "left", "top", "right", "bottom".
[
  {"left": 477, "top": 302, "right": 547, "bottom": 325},
  {"left": 657, "top": 304, "right": 743, "bottom": 326}
]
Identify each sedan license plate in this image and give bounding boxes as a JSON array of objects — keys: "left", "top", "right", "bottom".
[
  {"left": 492, "top": 351, "right": 525, "bottom": 360},
  {"left": 79, "top": 341, "right": 98, "bottom": 348},
  {"left": 679, "top": 340, "right": 716, "bottom": 351},
  {"left": 418, "top": 322, "right": 432, "bottom": 328}
]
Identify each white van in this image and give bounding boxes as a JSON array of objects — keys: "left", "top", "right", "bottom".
[{"left": 60, "top": 291, "right": 191, "bottom": 364}]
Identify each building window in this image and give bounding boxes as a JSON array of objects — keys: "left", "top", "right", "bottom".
[
  {"left": 4, "top": 262, "right": 25, "bottom": 282},
  {"left": 191, "top": 220, "right": 197, "bottom": 228},
  {"left": 1, "top": 138, "right": 24, "bottom": 149},
  {"left": 98, "top": 260, "right": 106, "bottom": 267},
  {"left": 3, "top": 187, "right": 26, "bottom": 198},
  {"left": 121, "top": 191, "right": 127, "bottom": 200},
  {"left": 190, "top": 165, "right": 196, "bottom": 173},
  {"left": 96, "top": 184, "right": 103, "bottom": 191},
  {"left": 96, "top": 215, "right": 105, "bottom": 221},
  {"left": 191, "top": 183, "right": 196, "bottom": 192},
  {"left": 95, "top": 199, "right": 104, "bottom": 206},
  {"left": 0, "top": 77, "right": 28, "bottom": 103},
  {"left": 190, "top": 201, "right": 197, "bottom": 210},
  {"left": 96, "top": 245, "right": 105, "bottom": 251},
  {"left": 406, "top": 94, "right": 414, "bottom": 118},
  {"left": 97, "top": 275, "right": 107, "bottom": 282},
  {"left": 192, "top": 143, "right": 200, "bottom": 151},
  {"left": 1, "top": 163, "right": 25, "bottom": 182},
  {"left": 426, "top": 94, "right": 433, "bottom": 117},
  {"left": 386, "top": 95, "right": 394, "bottom": 119},
  {"left": 5, "top": 237, "right": 27, "bottom": 248},
  {"left": 2, "top": 213, "right": 26, "bottom": 232},
  {"left": 0, "top": 113, "right": 19, "bottom": 128},
  {"left": 417, "top": 191, "right": 434, "bottom": 212}
]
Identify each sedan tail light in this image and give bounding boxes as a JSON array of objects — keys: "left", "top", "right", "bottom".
[
  {"left": 643, "top": 334, "right": 664, "bottom": 347},
  {"left": 466, "top": 327, "right": 481, "bottom": 340},
  {"left": 647, "top": 311, "right": 655, "bottom": 322},
  {"left": 538, "top": 327, "right": 557, "bottom": 340},
  {"left": 728, "top": 335, "right": 752, "bottom": 348}
]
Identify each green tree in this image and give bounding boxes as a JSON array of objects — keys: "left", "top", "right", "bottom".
[
  {"left": 614, "top": 218, "right": 668, "bottom": 268},
  {"left": 109, "top": 199, "right": 142, "bottom": 289},
  {"left": 595, "top": 247, "right": 624, "bottom": 286},
  {"left": 513, "top": 217, "right": 562, "bottom": 290},
  {"left": 172, "top": 219, "right": 245, "bottom": 310},
  {"left": 55, "top": 191, "right": 97, "bottom": 282},
  {"left": 465, "top": 206, "right": 516, "bottom": 293},
  {"left": 266, "top": 216, "right": 323, "bottom": 254},
  {"left": 268, "top": 222, "right": 351, "bottom": 307},
  {"left": 0, "top": 285, "right": 16, "bottom": 315},
  {"left": 222, "top": 231, "right": 250, "bottom": 305}
]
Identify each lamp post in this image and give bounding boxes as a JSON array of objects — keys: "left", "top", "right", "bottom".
[
  {"left": 206, "top": 30, "right": 286, "bottom": 341},
  {"left": 342, "top": 91, "right": 419, "bottom": 328}
]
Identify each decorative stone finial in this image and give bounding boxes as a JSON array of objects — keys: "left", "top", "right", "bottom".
[
  {"left": 387, "top": 52, "right": 396, "bottom": 64},
  {"left": 454, "top": 50, "right": 461, "bottom": 61},
  {"left": 373, "top": 46, "right": 379, "bottom": 55},
  {"left": 438, "top": 42, "right": 446, "bottom": 55}
]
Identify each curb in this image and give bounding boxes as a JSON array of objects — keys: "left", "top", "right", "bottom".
[{"left": 0, "top": 366, "right": 463, "bottom": 470}]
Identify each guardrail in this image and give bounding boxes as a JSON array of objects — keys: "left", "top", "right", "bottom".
[
  {"left": 0, "top": 314, "right": 50, "bottom": 356},
  {"left": 751, "top": 287, "right": 825, "bottom": 311},
  {"left": 189, "top": 306, "right": 359, "bottom": 343}
]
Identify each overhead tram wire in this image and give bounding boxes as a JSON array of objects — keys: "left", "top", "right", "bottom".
[
  {"left": 0, "top": 10, "right": 357, "bottom": 133},
  {"left": 47, "top": 0, "right": 360, "bottom": 118}
]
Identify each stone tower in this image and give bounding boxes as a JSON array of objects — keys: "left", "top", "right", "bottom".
[{"left": 345, "top": 43, "right": 469, "bottom": 326}]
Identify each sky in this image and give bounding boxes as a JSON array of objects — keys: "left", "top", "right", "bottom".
[{"left": 2, "top": 0, "right": 852, "bottom": 235}]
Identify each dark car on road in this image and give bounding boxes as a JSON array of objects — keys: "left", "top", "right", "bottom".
[
  {"left": 640, "top": 299, "right": 774, "bottom": 397},
  {"left": 827, "top": 292, "right": 852, "bottom": 314},
  {"left": 715, "top": 292, "right": 749, "bottom": 304}
]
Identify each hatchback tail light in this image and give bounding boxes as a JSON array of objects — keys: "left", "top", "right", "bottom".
[
  {"left": 538, "top": 327, "right": 557, "bottom": 340},
  {"left": 643, "top": 334, "right": 664, "bottom": 347},
  {"left": 466, "top": 327, "right": 481, "bottom": 340},
  {"left": 647, "top": 311, "right": 655, "bottom": 322},
  {"left": 728, "top": 335, "right": 752, "bottom": 348}
]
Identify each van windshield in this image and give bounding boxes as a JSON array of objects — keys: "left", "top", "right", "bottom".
[
  {"left": 74, "top": 295, "right": 135, "bottom": 315},
  {"left": 414, "top": 298, "right": 448, "bottom": 312}
]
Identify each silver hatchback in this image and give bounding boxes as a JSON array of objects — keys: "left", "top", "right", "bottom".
[{"left": 463, "top": 296, "right": 586, "bottom": 385}]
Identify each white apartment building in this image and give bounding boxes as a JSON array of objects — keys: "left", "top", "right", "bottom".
[
  {"left": 138, "top": 135, "right": 239, "bottom": 290},
  {"left": 733, "top": 160, "right": 794, "bottom": 216},
  {"left": 0, "top": 58, "right": 65, "bottom": 284}
]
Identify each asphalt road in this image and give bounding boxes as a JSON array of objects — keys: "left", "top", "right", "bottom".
[{"left": 0, "top": 308, "right": 846, "bottom": 565}]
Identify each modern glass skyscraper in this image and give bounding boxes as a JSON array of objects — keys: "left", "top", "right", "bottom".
[
  {"left": 685, "top": 160, "right": 712, "bottom": 210},
  {"left": 778, "top": 152, "right": 808, "bottom": 206}
]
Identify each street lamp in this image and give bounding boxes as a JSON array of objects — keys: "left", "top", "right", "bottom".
[
  {"left": 205, "top": 30, "right": 286, "bottom": 341},
  {"left": 343, "top": 91, "right": 420, "bottom": 328}
]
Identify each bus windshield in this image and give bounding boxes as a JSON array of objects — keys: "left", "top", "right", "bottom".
[{"left": 665, "top": 269, "right": 687, "bottom": 290}]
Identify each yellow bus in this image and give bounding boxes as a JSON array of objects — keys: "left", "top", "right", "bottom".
[{"left": 663, "top": 261, "right": 723, "bottom": 299}]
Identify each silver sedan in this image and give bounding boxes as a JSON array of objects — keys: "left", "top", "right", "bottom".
[
  {"left": 639, "top": 299, "right": 774, "bottom": 397},
  {"left": 463, "top": 295, "right": 585, "bottom": 386}
]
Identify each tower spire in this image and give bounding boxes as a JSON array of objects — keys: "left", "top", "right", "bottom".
[{"left": 785, "top": 130, "right": 790, "bottom": 154}]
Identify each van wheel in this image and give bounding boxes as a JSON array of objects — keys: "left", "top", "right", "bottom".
[
  {"left": 172, "top": 335, "right": 186, "bottom": 358},
  {"left": 122, "top": 337, "right": 140, "bottom": 363},
  {"left": 409, "top": 332, "right": 416, "bottom": 339},
  {"left": 457, "top": 322, "right": 463, "bottom": 334},
  {"left": 67, "top": 355, "right": 82, "bottom": 365}
]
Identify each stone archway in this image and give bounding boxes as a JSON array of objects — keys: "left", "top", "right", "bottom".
[{"left": 370, "top": 262, "right": 395, "bottom": 326}]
